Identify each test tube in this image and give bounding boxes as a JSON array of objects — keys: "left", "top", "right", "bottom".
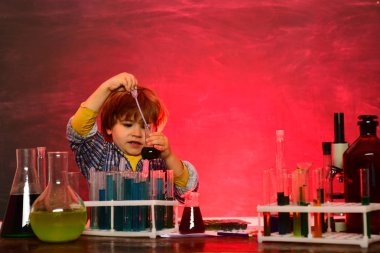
[
  {"left": 89, "top": 168, "right": 98, "bottom": 229},
  {"left": 296, "top": 163, "right": 311, "bottom": 237},
  {"left": 123, "top": 171, "right": 134, "bottom": 231},
  {"left": 275, "top": 130, "right": 290, "bottom": 235},
  {"left": 138, "top": 172, "right": 149, "bottom": 231},
  {"left": 151, "top": 170, "right": 165, "bottom": 230},
  {"left": 360, "top": 167, "right": 371, "bottom": 238},
  {"left": 292, "top": 169, "right": 301, "bottom": 237},
  {"left": 263, "top": 168, "right": 275, "bottom": 236},
  {"left": 131, "top": 172, "right": 141, "bottom": 231},
  {"left": 312, "top": 168, "right": 324, "bottom": 238},
  {"left": 322, "top": 142, "right": 333, "bottom": 232},
  {"left": 165, "top": 170, "right": 175, "bottom": 228},
  {"left": 97, "top": 171, "right": 108, "bottom": 229},
  {"left": 114, "top": 172, "right": 124, "bottom": 231},
  {"left": 277, "top": 169, "right": 290, "bottom": 235}
]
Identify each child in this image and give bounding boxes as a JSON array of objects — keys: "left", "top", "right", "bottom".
[{"left": 66, "top": 72, "right": 199, "bottom": 201}]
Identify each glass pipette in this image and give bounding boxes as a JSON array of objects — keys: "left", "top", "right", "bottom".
[{"left": 131, "top": 89, "right": 160, "bottom": 160}]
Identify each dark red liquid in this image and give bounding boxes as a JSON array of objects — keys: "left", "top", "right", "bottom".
[
  {"left": 141, "top": 147, "right": 161, "bottom": 160},
  {"left": 1, "top": 193, "right": 40, "bottom": 237},
  {"left": 179, "top": 206, "right": 205, "bottom": 234}
]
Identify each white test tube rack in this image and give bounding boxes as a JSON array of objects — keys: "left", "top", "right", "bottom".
[
  {"left": 82, "top": 200, "right": 179, "bottom": 238},
  {"left": 257, "top": 202, "right": 380, "bottom": 248}
]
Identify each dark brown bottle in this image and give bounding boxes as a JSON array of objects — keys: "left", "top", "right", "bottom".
[
  {"left": 343, "top": 115, "right": 380, "bottom": 233},
  {"left": 179, "top": 192, "right": 205, "bottom": 234}
]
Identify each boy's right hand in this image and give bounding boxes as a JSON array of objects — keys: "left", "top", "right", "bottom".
[{"left": 102, "top": 72, "right": 139, "bottom": 93}]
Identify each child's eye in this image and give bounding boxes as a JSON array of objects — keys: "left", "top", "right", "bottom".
[{"left": 122, "top": 122, "right": 133, "bottom": 128}]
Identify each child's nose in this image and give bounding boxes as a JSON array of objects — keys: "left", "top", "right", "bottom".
[{"left": 131, "top": 126, "right": 143, "bottom": 137}]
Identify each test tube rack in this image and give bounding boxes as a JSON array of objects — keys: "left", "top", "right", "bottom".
[
  {"left": 257, "top": 202, "right": 380, "bottom": 248},
  {"left": 83, "top": 200, "right": 179, "bottom": 238}
]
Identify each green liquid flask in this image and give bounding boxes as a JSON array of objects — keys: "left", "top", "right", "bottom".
[{"left": 30, "top": 152, "right": 87, "bottom": 243}]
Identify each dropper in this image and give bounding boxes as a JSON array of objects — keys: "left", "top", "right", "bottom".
[
  {"left": 131, "top": 88, "right": 160, "bottom": 160},
  {"left": 131, "top": 89, "right": 151, "bottom": 134}
]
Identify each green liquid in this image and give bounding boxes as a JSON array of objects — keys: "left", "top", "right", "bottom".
[
  {"left": 362, "top": 196, "right": 371, "bottom": 238},
  {"left": 30, "top": 210, "right": 87, "bottom": 242},
  {"left": 293, "top": 212, "right": 301, "bottom": 237}
]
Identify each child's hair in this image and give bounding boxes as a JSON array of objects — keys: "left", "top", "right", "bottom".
[{"left": 100, "top": 87, "right": 168, "bottom": 142}]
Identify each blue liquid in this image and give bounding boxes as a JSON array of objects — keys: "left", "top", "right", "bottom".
[
  {"left": 139, "top": 181, "right": 148, "bottom": 231},
  {"left": 132, "top": 181, "right": 140, "bottom": 231},
  {"left": 98, "top": 189, "right": 110, "bottom": 229},
  {"left": 155, "top": 178, "right": 164, "bottom": 230},
  {"left": 123, "top": 178, "right": 133, "bottom": 231}
]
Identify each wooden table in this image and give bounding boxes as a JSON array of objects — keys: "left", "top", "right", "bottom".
[{"left": 1, "top": 234, "right": 380, "bottom": 253}]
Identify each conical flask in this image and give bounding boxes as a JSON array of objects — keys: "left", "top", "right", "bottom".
[
  {"left": 1, "top": 148, "right": 42, "bottom": 237},
  {"left": 179, "top": 191, "right": 205, "bottom": 234},
  {"left": 30, "top": 151, "right": 87, "bottom": 242}
]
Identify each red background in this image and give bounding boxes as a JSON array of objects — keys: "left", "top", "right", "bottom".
[{"left": 1, "top": 0, "right": 380, "bottom": 218}]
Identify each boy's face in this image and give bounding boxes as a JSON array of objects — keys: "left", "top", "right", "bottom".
[{"left": 106, "top": 118, "right": 147, "bottom": 156}]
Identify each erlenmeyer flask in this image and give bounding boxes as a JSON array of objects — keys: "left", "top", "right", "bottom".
[
  {"left": 179, "top": 191, "right": 205, "bottom": 234},
  {"left": 1, "top": 148, "right": 42, "bottom": 237},
  {"left": 30, "top": 151, "right": 87, "bottom": 242}
]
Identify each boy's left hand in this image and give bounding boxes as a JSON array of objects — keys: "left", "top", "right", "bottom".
[{"left": 145, "top": 132, "right": 171, "bottom": 159}]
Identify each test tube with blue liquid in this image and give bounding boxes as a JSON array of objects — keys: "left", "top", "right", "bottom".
[
  {"left": 123, "top": 171, "right": 134, "bottom": 231},
  {"left": 114, "top": 171, "right": 124, "bottom": 231},
  {"left": 105, "top": 171, "right": 114, "bottom": 229},
  {"left": 165, "top": 170, "right": 175, "bottom": 228},
  {"left": 151, "top": 169, "right": 165, "bottom": 230},
  {"left": 89, "top": 168, "right": 98, "bottom": 229},
  {"left": 97, "top": 171, "right": 108, "bottom": 229},
  {"left": 138, "top": 172, "right": 149, "bottom": 231}
]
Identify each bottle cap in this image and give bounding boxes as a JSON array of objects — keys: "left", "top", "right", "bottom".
[
  {"left": 358, "top": 115, "right": 378, "bottom": 126},
  {"left": 322, "top": 142, "right": 331, "bottom": 155},
  {"left": 334, "top": 113, "right": 345, "bottom": 143},
  {"left": 358, "top": 115, "right": 378, "bottom": 135}
]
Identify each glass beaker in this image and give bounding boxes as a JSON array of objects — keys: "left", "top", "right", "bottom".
[
  {"left": 141, "top": 124, "right": 161, "bottom": 160},
  {"left": 1, "top": 148, "right": 42, "bottom": 237},
  {"left": 179, "top": 191, "right": 205, "bottom": 234},
  {"left": 29, "top": 151, "right": 87, "bottom": 242}
]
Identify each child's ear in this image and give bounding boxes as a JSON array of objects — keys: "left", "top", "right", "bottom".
[{"left": 106, "top": 129, "right": 112, "bottom": 135}]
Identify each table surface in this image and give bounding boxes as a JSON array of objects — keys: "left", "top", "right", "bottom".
[{"left": 1, "top": 234, "right": 380, "bottom": 253}]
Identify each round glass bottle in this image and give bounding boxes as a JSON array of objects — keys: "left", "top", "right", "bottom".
[
  {"left": 30, "top": 152, "right": 87, "bottom": 242},
  {"left": 343, "top": 115, "right": 380, "bottom": 234}
]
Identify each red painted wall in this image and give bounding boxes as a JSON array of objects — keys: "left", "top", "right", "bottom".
[{"left": 1, "top": 0, "right": 380, "bottom": 218}]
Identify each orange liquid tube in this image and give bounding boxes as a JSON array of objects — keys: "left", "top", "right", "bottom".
[
  {"left": 313, "top": 199, "right": 322, "bottom": 238},
  {"left": 263, "top": 168, "right": 276, "bottom": 236},
  {"left": 263, "top": 212, "right": 271, "bottom": 236}
]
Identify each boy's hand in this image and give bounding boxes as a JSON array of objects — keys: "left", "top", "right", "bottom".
[
  {"left": 146, "top": 132, "right": 171, "bottom": 159},
  {"left": 102, "top": 72, "right": 138, "bottom": 93}
]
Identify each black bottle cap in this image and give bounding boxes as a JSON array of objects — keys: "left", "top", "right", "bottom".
[
  {"left": 322, "top": 142, "right": 331, "bottom": 155},
  {"left": 358, "top": 115, "right": 378, "bottom": 135},
  {"left": 334, "top": 113, "right": 345, "bottom": 143}
]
